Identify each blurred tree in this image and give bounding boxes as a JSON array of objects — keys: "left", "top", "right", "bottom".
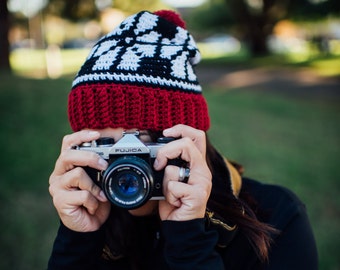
[
  {"left": 225, "top": 0, "right": 292, "bottom": 55},
  {"left": 45, "top": 0, "right": 99, "bottom": 21},
  {"left": 44, "top": 0, "right": 166, "bottom": 20},
  {"left": 112, "top": 0, "right": 167, "bottom": 14},
  {"left": 189, "top": 0, "right": 340, "bottom": 56},
  {"left": 1, "top": 0, "right": 167, "bottom": 72},
  {"left": 0, "top": 0, "right": 11, "bottom": 72}
]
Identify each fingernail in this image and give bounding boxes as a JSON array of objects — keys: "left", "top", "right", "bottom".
[
  {"left": 153, "top": 159, "right": 159, "bottom": 169},
  {"left": 98, "top": 158, "right": 108, "bottom": 170},
  {"left": 163, "top": 128, "right": 171, "bottom": 135},
  {"left": 99, "top": 191, "right": 107, "bottom": 201}
]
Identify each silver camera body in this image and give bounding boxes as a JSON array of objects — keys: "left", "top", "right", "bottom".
[{"left": 77, "top": 132, "right": 181, "bottom": 209}]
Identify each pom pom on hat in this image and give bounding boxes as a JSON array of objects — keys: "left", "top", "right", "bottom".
[
  {"left": 68, "top": 10, "right": 210, "bottom": 132},
  {"left": 153, "top": 10, "right": 186, "bottom": 29}
]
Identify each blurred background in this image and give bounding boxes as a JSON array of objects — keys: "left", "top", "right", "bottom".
[{"left": 0, "top": 0, "right": 339, "bottom": 269}]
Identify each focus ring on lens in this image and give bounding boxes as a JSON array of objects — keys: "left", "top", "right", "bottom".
[{"left": 102, "top": 156, "right": 154, "bottom": 209}]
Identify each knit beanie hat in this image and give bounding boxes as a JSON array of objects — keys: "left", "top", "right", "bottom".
[{"left": 68, "top": 10, "right": 210, "bottom": 132}]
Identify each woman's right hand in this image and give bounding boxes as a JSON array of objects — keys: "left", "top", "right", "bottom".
[{"left": 49, "top": 130, "right": 111, "bottom": 232}]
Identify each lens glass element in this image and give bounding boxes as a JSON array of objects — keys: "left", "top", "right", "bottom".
[{"left": 117, "top": 173, "right": 139, "bottom": 196}]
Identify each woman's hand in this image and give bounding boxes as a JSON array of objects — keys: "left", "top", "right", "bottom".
[
  {"left": 154, "top": 124, "right": 212, "bottom": 221},
  {"left": 49, "top": 130, "right": 111, "bottom": 232}
]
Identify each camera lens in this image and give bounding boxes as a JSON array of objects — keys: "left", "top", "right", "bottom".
[{"left": 102, "top": 156, "right": 154, "bottom": 209}]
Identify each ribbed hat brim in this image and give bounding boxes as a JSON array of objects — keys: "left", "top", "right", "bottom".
[{"left": 68, "top": 83, "right": 210, "bottom": 132}]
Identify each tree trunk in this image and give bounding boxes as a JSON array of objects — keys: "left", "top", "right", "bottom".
[
  {"left": 225, "top": 0, "right": 290, "bottom": 56},
  {"left": 0, "top": 0, "right": 11, "bottom": 72},
  {"left": 244, "top": 18, "right": 273, "bottom": 56}
]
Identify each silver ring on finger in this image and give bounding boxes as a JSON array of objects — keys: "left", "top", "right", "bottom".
[{"left": 178, "top": 167, "right": 190, "bottom": 183}]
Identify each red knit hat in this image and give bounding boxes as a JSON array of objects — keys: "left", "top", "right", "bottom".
[{"left": 68, "top": 10, "right": 210, "bottom": 132}]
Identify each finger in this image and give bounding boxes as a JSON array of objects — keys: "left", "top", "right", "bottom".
[
  {"left": 154, "top": 137, "right": 203, "bottom": 170},
  {"left": 49, "top": 167, "right": 107, "bottom": 203},
  {"left": 53, "top": 148, "right": 108, "bottom": 176},
  {"left": 165, "top": 180, "right": 210, "bottom": 212},
  {"left": 61, "top": 130, "right": 101, "bottom": 151},
  {"left": 156, "top": 139, "right": 212, "bottom": 190},
  {"left": 163, "top": 124, "right": 206, "bottom": 156},
  {"left": 163, "top": 164, "right": 210, "bottom": 194},
  {"left": 163, "top": 180, "right": 187, "bottom": 207},
  {"left": 161, "top": 166, "right": 187, "bottom": 208},
  {"left": 162, "top": 166, "right": 190, "bottom": 207},
  {"left": 61, "top": 167, "right": 107, "bottom": 202},
  {"left": 53, "top": 189, "right": 101, "bottom": 216},
  {"left": 163, "top": 180, "right": 192, "bottom": 207}
]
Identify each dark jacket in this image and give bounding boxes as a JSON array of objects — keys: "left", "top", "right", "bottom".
[{"left": 48, "top": 178, "right": 318, "bottom": 269}]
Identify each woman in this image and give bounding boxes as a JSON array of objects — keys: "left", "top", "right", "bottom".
[{"left": 48, "top": 10, "right": 318, "bottom": 270}]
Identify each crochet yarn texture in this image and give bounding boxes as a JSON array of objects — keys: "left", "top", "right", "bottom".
[{"left": 68, "top": 10, "right": 210, "bottom": 132}]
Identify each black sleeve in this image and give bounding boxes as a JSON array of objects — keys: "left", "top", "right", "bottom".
[
  {"left": 48, "top": 222, "right": 105, "bottom": 270},
  {"left": 161, "top": 218, "right": 224, "bottom": 270},
  {"left": 242, "top": 178, "right": 318, "bottom": 270},
  {"left": 265, "top": 204, "right": 318, "bottom": 270}
]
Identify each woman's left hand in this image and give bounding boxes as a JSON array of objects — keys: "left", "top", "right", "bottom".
[{"left": 154, "top": 124, "right": 212, "bottom": 221}]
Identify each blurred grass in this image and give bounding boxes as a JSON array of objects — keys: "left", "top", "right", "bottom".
[
  {"left": 1, "top": 52, "right": 339, "bottom": 269},
  {"left": 0, "top": 75, "right": 71, "bottom": 269},
  {"left": 206, "top": 89, "right": 340, "bottom": 270}
]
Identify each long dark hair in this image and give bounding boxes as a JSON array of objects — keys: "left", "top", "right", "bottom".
[
  {"left": 205, "top": 136, "right": 277, "bottom": 262},
  {"left": 103, "top": 131, "right": 277, "bottom": 266}
]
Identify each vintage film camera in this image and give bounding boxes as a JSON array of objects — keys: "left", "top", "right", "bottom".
[{"left": 77, "top": 132, "right": 184, "bottom": 209}]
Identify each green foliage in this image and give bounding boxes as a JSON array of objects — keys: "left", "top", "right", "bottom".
[
  {"left": 186, "top": 0, "right": 233, "bottom": 34},
  {"left": 289, "top": 0, "right": 340, "bottom": 21},
  {"left": 112, "top": 0, "right": 168, "bottom": 14},
  {"left": 44, "top": 0, "right": 167, "bottom": 21},
  {"left": 45, "top": 0, "right": 99, "bottom": 21},
  {"left": 188, "top": 0, "right": 340, "bottom": 55}
]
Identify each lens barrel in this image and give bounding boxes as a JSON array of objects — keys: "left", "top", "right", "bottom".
[{"left": 102, "top": 156, "right": 154, "bottom": 209}]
